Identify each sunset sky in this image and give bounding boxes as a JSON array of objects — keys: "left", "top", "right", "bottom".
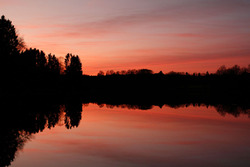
[{"left": 1, "top": 0, "right": 250, "bottom": 75}]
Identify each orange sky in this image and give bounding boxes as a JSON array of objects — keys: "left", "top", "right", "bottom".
[{"left": 1, "top": 0, "right": 250, "bottom": 75}]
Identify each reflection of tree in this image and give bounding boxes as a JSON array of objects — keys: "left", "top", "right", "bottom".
[
  {"left": 0, "top": 97, "right": 249, "bottom": 167},
  {"left": 0, "top": 100, "right": 83, "bottom": 166},
  {"left": 0, "top": 129, "right": 31, "bottom": 167},
  {"left": 98, "top": 103, "right": 153, "bottom": 110},
  {"left": 215, "top": 104, "right": 250, "bottom": 117},
  {"left": 64, "top": 102, "right": 83, "bottom": 129},
  {"left": 94, "top": 102, "right": 250, "bottom": 118}
]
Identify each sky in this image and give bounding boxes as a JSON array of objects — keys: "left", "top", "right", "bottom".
[{"left": 1, "top": 0, "right": 250, "bottom": 75}]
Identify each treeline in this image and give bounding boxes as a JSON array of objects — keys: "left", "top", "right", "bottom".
[
  {"left": 0, "top": 15, "right": 82, "bottom": 78},
  {"left": 19, "top": 50, "right": 82, "bottom": 77},
  {"left": 98, "top": 69, "right": 154, "bottom": 76},
  {"left": 82, "top": 63, "right": 250, "bottom": 105},
  {"left": 97, "top": 65, "right": 250, "bottom": 77},
  {"left": 216, "top": 65, "right": 250, "bottom": 75},
  {"left": 94, "top": 102, "right": 250, "bottom": 118}
]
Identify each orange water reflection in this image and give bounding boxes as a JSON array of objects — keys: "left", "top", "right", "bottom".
[{"left": 11, "top": 104, "right": 250, "bottom": 167}]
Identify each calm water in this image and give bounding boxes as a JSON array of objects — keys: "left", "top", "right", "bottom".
[{"left": 4, "top": 103, "right": 250, "bottom": 167}]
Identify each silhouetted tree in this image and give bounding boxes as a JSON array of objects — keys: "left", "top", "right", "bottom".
[
  {"left": 216, "top": 65, "right": 227, "bottom": 75},
  {"left": 127, "top": 69, "right": 137, "bottom": 75},
  {"left": 216, "top": 65, "right": 249, "bottom": 76},
  {"left": 120, "top": 70, "right": 127, "bottom": 75},
  {"left": 35, "top": 50, "right": 47, "bottom": 73},
  {"left": 0, "top": 15, "right": 25, "bottom": 75},
  {"left": 20, "top": 49, "right": 62, "bottom": 76},
  {"left": 65, "top": 53, "right": 82, "bottom": 76},
  {"left": 0, "top": 15, "right": 24, "bottom": 56},
  {"left": 20, "top": 48, "right": 47, "bottom": 75},
  {"left": 228, "top": 65, "right": 241, "bottom": 75},
  {"left": 64, "top": 102, "right": 82, "bottom": 129},
  {"left": 158, "top": 71, "right": 164, "bottom": 75},
  {"left": 137, "top": 69, "right": 153, "bottom": 75},
  {"left": 97, "top": 70, "right": 104, "bottom": 76},
  {"left": 20, "top": 48, "right": 36, "bottom": 74},
  {"left": 47, "top": 53, "right": 60, "bottom": 75},
  {"left": 106, "top": 70, "right": 115, "bottom": 76}
]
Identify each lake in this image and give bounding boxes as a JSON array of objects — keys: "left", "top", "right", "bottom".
[{"left": 2, "top": 103, "right": 250, "bottom": 167}]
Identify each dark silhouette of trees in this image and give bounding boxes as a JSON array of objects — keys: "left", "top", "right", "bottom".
[
  {"left": 97, "top": 69, "right": 154, "bottom": 76},
  {"left": 97, "top": 70, "right": 105, "bottom": 76},
  {"left": 106, "top": 70, "right": 115, "bottom": 76},
  {"left": 216, "top": 65, "right": 249, "bottom": 75},
  {"left": 216, "top": 65, "right": 227, "bottom": 75},
  {"left": 35, "top": 50, "right": 47, "bottom": 73},
  {"left": 47, "top": 53, "right": 61, "bottom": 75},
  {"left": 20, "top": 48, "right": 37, "bottom": 74},
  {"left": 64, "top": 101, "right": 83, "bottom": 129},
  {"left": 137, "top": 69, "right": 153, "bottom": 75},
  {"left": 21, "top": 48, "right": 46, "bottom": 75},
  {"left": 0, "top": 15, "right": 63, "bottom": 78},
  {"left": 97, "top": 65, "right": 249, "bottom": 77},
  {"left": 0, "top": 15, "right": 25, "bottom": 75},
  {"left": 0, "top": 15, "right": 24, "bottom": 57},
  {"left": 65, "top": 53, "right": 82, "bottom": 76},
  {"left": 0, "top": 16, "right": 84, "bottom": 80},
  {"left": 20, "top": 48, "right": 61, "bottom": 76}
]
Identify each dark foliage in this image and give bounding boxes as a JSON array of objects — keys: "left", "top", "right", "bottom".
[
  {"left": 47, "top": 53, "right": 61, "bottom": 75},
  {"left": 216, "top": 65, "right": 250, "bottom": 75},
  {"left": 0, "top": 15, "right": 24, "bottom": 56},
  {"left": 65, "top": 53, "right": 82, "bottom": 77},
  {"left": 0, "top": 15, "right": 24, "bottom": 76},
  {"left": 19, "top": 48, "right": 62, "bottom": 76}
]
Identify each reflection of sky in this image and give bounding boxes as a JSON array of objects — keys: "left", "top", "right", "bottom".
[
  {"left": 1, "top": 0, "right": 250, "bottom": 75},
  {"left": 11, "top": 104, "right": 250, "bottom": 167}
]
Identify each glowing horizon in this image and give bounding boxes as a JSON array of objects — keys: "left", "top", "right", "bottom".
[{"left": 1, "top": 0, "right": 250, "bottom": 75}]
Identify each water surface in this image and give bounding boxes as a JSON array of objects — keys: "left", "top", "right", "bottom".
[{"left": 6, "top": 104, "right": 250, "bottom": 167}]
